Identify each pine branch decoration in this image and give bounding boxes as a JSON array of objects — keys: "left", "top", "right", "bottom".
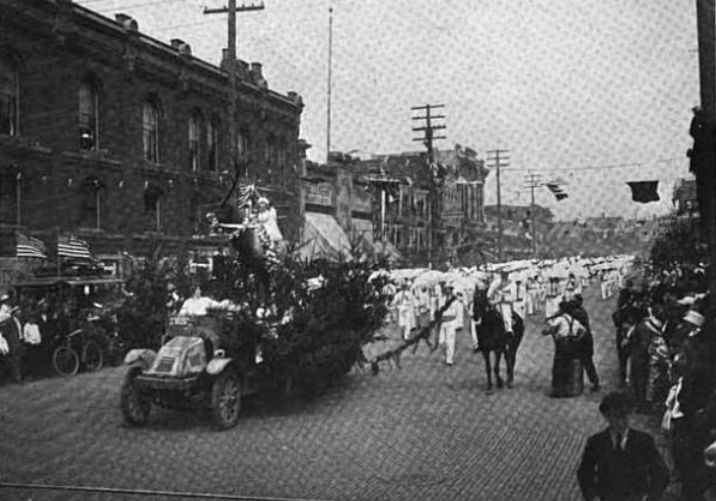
[{"left": 369, "top": 296, "right": 456, "bottom": 375}]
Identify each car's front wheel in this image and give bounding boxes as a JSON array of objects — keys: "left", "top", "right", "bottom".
[
  {"left": 120, "top": 367, "right": 150, "bottom": 426},
  {"left": 210, "top": 368, "right": 241, "bottom": 430}
]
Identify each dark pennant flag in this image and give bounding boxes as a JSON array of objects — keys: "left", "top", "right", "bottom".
[{"left": 627, "top": 181, "right": 660, "bottom": 203}]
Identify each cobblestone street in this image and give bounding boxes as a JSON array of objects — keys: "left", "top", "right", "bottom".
[{"left": 0, "top": 287, "right": 674, "bottom": 501}]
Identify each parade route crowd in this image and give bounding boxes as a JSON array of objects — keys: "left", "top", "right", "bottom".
[
  {"left": 385, "top": 254, "right": 715, "bottom": 501},
  {"left": 1, "top": 253, "right": 714, "bottom": 500}
]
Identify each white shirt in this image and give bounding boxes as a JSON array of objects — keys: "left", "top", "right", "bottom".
[{"left": 179, "top": 296, "right": 224, "bottom": 316}]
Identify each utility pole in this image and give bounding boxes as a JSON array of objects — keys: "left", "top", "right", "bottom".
[
  {"left": 695, "top": 0, "right": 716, "bottom": 328},
  {"left": 204, "top": 1, "right": 265, "bottom": 168},
  {"left": 412, "top": 104, "right": 446, "bottom": 267},
  {"left": 487, "top": 149, "right": 509, "bottom": 262},
  {"left": 524, "top": 172, "right": 542, "bottom": 257},
  {"left": 411, "top": 104, "right": 446, "bottom": 163},
  {"left": 326, "top": 5, "right": 334, "bottom": 162}
]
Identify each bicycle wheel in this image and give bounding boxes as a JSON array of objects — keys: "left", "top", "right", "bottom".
[
  {"left": 52, "top": 346, "right": 80, "bottom": 377},
  {"left": 82, "top": 339, "right": 104, "bottom": 372}
]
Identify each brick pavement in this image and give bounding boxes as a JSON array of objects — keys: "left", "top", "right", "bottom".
[{"left": 0, "top": 285, "right": 684, "bottom": 501}]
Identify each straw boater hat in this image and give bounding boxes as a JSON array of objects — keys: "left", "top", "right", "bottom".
[{"left": 683, "top": 310, "right": 705, "bottom": 327}]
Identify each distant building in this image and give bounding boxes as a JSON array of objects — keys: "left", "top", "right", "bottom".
[
  {"left": 350, "top": 144, "right": 489, "bottom": 266},
  {"left": 483, "top": 204, "right": 554, "bottom": 259},
  {"left": 672, "top": 178, "right": 698, "bottom": 216},
  {"left": 298, "top": 159, "right": 371, "bottom": 261}
]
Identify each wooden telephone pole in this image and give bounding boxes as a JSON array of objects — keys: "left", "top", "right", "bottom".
[
  {"left": 487, "top": 149, "right": 509, "bottom": 262},
  {"left": 524, "top": 172, "right": 542, "bottom": 257},
  {"left": 204, "top": 1, "right": 265, "bottom": 167},
  {"left": 412, "top": 104, "right": 446, "bottom": 265}
]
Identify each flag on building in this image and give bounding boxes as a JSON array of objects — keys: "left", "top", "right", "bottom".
[
  {"left": 16, "top": 233, "right": 47, "bottom": 259},
  {"left": 546, "top": 183, "right": 568, "bottom": 201},
  {"left": 58, "top": 235, "right": 92, "bottom": 259},
  {"left": 627, "top": 181, "right": 660, "bottom": 203}
]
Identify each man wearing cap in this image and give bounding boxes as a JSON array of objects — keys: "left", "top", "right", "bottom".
[
  {"left": 472, "top": 275, "right": 490, "bottom": 351},
  {"left": 570, "top": 294, "right": 601, "bottom": 393},
  {"left": 668, "top": 308, "right": 705, "bottom": 356},
  {"left": 577, "top": 391, "right": 668, "bottom": 501},
  {"left": 0, "top": 294, "right": 24, "bottom": 384}
]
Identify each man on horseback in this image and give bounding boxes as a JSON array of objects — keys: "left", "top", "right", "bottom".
[{"left": 472, "top": 274, "right": 490, "bottom": 352}]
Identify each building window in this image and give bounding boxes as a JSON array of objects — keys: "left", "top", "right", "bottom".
[
  {"left": 206, "top": 117, "right": 219, "bottom": 171},
  {"left": 144, "top": 187, "right": 163, "bottom": 231},
  {"left": 237, "top": 127, "right": 250, "bottom": 160},
  {"left": 81, "top": 177, "right": 104, "bottom": 229},
  {"left": 79, "top": 78, "right": 100, "bottom": 150},
  {"left": 143, "top": 99, "right": 161, "bottom": 163},
  {"left": 266, "top": 134, "right": 278, "bottom": 184},
  {"left": 0, "top": 170, "right": 21, "bottom": 225},
  {"left": 188, "top": 110, "right": 202, "bottom": 171},
  {"left": 0, "top": 55, "right": 20, "bottom": 136}
]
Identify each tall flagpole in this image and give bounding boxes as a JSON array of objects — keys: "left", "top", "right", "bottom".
[{"left": 326, "top": 4, "right": 333, "bottom": 163}]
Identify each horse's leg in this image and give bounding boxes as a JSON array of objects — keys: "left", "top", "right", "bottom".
[
  {"left": 505, "top": 343, "right": 515, "bottom": 389},
  {"left": 495, "top": 350, "right": 504, "bottom": 389},
  {"left": 482, "top": 351, "right": 493, "bottom": 392}
]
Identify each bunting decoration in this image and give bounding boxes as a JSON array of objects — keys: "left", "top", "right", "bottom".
[
  {"left": 627, "top": 181, "right": 660, "bottom": 203},
  {"left": 16, "top": 233, "right": 47, "bottom": 259},
  {"left": 58, "top": 235, "right": 91, "bottom": 259},
  {"left": 546, "top": 183, "right": 568, "bottom": 201}
]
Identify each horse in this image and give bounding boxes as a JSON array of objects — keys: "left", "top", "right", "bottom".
[{"left": 474, "top": 303, "right": 525, "bottom": 392}]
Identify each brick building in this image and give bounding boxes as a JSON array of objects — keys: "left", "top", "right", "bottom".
[
  {"left": 0, "top": 0, "right": 303, "bottom": 277},
  {"left": 350, "top": 144, "right": 489, "bottom": 266}
]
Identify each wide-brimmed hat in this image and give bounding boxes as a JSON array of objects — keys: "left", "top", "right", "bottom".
[{"left": 684, "top": 310, "right": 705, "bottom": 327}]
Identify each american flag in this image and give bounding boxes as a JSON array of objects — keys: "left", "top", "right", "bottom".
[
  {"left": 57, "top": 235, "right": 91, "bottom": 259},
  {"left": 16, "top": 233, "right": 48, "bottom": 259},
  {"left": 546, "top": 183, "right": 568, "bottom": 201}
]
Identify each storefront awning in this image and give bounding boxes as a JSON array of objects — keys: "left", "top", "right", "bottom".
[{"left": 298, "top": 212, "right": 353, "bottom": 261}]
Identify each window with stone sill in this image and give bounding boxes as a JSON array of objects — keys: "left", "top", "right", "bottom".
[
  {"left": 0, "top": 55, "right": 20, "bottom": 137},
  {"left": 81, "top": 178, "right": 104, "bottom": 230},
  {"left": 79, "top": 78, "right": 100, "bottom": 151},
  {"left": 143, "top": 98, "right": 161, "bottom": 163},
  {"left": 144, "top": 188, "right": 163, "bottom": 232},
  {"left": 206, "top": 117, "right": 219, "bottom": 171},
  {"left": 189, "top": 110, "right": 202, "bottom": 172},
  {"left": 0, "top": 170, "right": 21, "bottom": 225}
]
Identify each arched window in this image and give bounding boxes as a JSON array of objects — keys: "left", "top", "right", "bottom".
[
  {"left": 142, "top": 97, "right": 161, "bottom": 163},
  {"left": 206, "top": 116, "right": 219, "bottom": 171},
  {"left": 144, "top": 186, "right": 163, "bottom": 231},
  {"left": 0, "top": 169, "right": 21, "bottom": 225},
  {"left": 79, "top": 77, "right": 100, "bottom": 150},
  {"left": 0, "top": 54, "right": 20, "bottom": 136},
  {"left": 188, "top": 109, "right": 202, "bottom": 171}
]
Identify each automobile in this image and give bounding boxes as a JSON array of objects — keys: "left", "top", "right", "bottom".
[{"left": 120, "top": 313, "right": 263, "bottom": 430}]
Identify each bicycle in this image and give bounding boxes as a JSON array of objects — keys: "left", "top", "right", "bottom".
[{"left": 52, "top": 328, "right": 104, "bottom": 377}]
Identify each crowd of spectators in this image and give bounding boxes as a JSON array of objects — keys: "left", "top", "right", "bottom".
[{"left": 614, "top": 261, "right": 715, "bottom": 500}]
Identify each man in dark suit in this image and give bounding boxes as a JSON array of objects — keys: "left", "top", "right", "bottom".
[
  {"left": 472, "top": 277, "right": 490, "bottom": 352},
  {"left": 569, "top": 294, "right": 600, "bottom": 392},
  {"left": 577, "top": 391, "right": 668, "bottom": 501}
]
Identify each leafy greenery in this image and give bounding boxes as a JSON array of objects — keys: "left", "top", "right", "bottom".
[{"left": 114, "top": 241, "right": 393, "bottom": 395}]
